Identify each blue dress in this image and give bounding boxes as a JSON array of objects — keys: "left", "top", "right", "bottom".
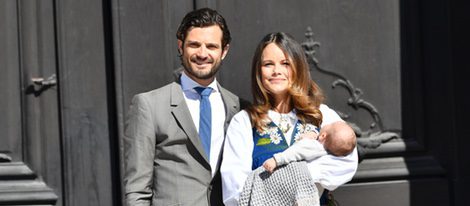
[
  {"left": 251, "top": 121, "right": 302, "bottom": 170},
  {"left": 251, "top": 120, "right": 329, "bottom": 204}
]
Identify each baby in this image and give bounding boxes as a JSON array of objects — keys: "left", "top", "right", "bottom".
[{"left": 263, "top": 121, "right": 356, "bottom": 173}]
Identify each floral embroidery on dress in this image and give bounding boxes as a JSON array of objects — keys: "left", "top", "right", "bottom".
[
  {"left": 269, "top": 132, "right": 282, "bottom": 144},
  {"left": 296, "top": 124, "right": 305, "bottom": 133},
  {"left": 293, "top": 123, "right": 320, "bottom": 143},
  {"left": 293, "top": 132, "right": 302, "bottom": 142},
  {"left": 305, "top": 124, "right": 318, "bottom": 133},
  {"left": 255, "top": 121, "right": 319, "bottom": 146},
  {"left": 255, "top": 124, "right": 284, "bottom": 146},
  {"left": 278, "top": 114, "right": 291, "bottom": 134}
]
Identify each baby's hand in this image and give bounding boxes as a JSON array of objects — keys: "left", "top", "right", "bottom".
[
  {"left": 299, "top": 132, "right": 319, "bottom": 140},
  {"left": 263, "top": 158, "right": 277, "bottom": 173}
]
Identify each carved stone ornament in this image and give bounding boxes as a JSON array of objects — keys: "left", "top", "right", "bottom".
[
  {"left": 0, "top": 153, "right": 12, "bottom": 162},
  {"left": 301, "top": 27, "right": 401, "bottom": 160}
]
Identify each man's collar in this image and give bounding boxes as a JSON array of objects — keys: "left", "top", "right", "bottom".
[{"left": 181, "top": 71, "right": 219, "bottom": 92}]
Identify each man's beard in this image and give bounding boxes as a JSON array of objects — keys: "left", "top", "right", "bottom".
[{"left": 181, "top": 57, "right": 222, "bottom": 80}]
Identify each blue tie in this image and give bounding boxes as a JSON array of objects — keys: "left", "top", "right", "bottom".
[{"left": 194, "top": 87, "right": 213, "bottom": 159}]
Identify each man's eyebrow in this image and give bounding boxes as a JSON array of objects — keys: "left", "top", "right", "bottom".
[
  {"left": 186, "top": 40, "right": 200, "bottom": 45},
  {"left": 206, "top": 42, "right": 221, "bottom": 47}
]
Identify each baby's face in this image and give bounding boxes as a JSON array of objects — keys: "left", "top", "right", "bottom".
[{"left": 317, "top": 132, "right": 327, "bottom": 144}]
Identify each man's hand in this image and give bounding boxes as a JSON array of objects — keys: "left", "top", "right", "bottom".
[{"left": 263, "top": 158, "right": 277, "bottom": 173}]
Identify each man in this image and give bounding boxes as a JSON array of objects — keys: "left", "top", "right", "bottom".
[{"left": 123, "top": 8, "right": 246, "bottom": 206}]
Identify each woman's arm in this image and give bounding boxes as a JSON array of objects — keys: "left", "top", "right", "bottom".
[
  {"left": 273, "top": 138, "right": 327, "bottom": 166},
  {"left": 220, "top": 111, "right": 254, "bottom": 206},
  {"left": 307, "top": 147, "right": 358, "bottom": 191},
  {"left": 307, "top": 104, "right": 358, "bottom": 191}
]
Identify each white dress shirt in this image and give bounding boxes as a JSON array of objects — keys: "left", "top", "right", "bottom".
[
  {"left": 220, "top": 104, "right": 358, "bottom": 206},
  {"left": 181, "top": 72, "right": 226, "bottom": 177}
]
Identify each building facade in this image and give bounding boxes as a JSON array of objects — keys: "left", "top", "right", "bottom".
[{"left": 1, "top": 0, "right": 469, "bottom": 205}]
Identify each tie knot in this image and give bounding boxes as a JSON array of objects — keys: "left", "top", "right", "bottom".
[{"left": 194, "top": 87, "right": 213, "bottom": 97}]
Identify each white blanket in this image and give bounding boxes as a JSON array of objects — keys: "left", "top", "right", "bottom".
[{"left": 238, "top": 161, "right": 319, "bottom": 206}]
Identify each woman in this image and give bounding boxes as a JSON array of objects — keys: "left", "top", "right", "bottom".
[{"left": 220, "top": 32, "right": 358, "bottom": 206}]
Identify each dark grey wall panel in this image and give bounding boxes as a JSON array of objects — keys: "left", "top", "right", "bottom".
[
  {"left": 114, "top": 0, "right": 193, "bottom": 116},
  {"left": 449, "top": 1, "right": 470, "bottom": 205},
  {"left": 216, "top": 0, "right": 401, "bottom": 133},
  {"left": 415, "top": 1, "right": 469, "bottom": 205},
  {"left": 334, "top": 179, "right": 449, "bottom": 206},
  {"left": 0, "top": 0, "right": 22, "bottom": 162},
  {"left": 56, "top": 0, "right": 115, "bottom": 205},
  {"left": 18, "top": 0, "right": 63, "bottom": 197},
  {"left": 0, "top": 0, "right": 60, "bottom": 205}
]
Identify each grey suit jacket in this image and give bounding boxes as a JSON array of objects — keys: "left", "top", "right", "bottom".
[{"left": 123, "top": 80, "right": 245, "bottom": 206}]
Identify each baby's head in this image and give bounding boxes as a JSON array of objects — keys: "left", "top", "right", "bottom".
[{"left": 318, "top": 122, "right": 356, "bottom": 156}]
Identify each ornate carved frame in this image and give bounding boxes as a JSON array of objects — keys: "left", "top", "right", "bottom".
[
  {"left": 301, "top": 27, "right": 400, "bottom": 160},
  {"left": 301, "top": 27, "right": 445, "bottom": 182}
]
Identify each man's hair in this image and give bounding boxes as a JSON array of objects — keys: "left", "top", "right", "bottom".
[{"left": 176, "top": 8, "right": 231, "bottom": 49}]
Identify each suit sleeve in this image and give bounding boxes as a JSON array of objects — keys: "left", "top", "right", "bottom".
[{"left": 123, "top": 94, "right": 156, "bottom": 206}]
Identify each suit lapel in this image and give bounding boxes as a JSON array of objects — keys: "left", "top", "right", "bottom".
[
  {"left": 169, "top": 81, "right": 241, "bottom": 171},
  {"left": 219, "top": 85, "right": 240, "bottom": 132},
  {"left": 170, "top": 82, "right": 210, "bottom": 164}
]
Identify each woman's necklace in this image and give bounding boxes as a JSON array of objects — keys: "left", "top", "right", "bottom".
[{"left": 278, "top": 113, "right": 291, "bottom": 135}]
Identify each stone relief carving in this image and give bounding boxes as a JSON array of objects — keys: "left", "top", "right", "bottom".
[
  {"left": 301, "top": 27, "right": 400, "bottom": 160},
  {"left": 0, "top": 153, "right": 12, "bottom": 162}
]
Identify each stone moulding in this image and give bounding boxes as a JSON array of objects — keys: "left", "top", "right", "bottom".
[{"left": 0, "top": 154, "right": 58, "bottom": 205}]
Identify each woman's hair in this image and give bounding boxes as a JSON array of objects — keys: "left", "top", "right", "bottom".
[{"left": 247, "top": 32, "right": 324, "bottom": 130}]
